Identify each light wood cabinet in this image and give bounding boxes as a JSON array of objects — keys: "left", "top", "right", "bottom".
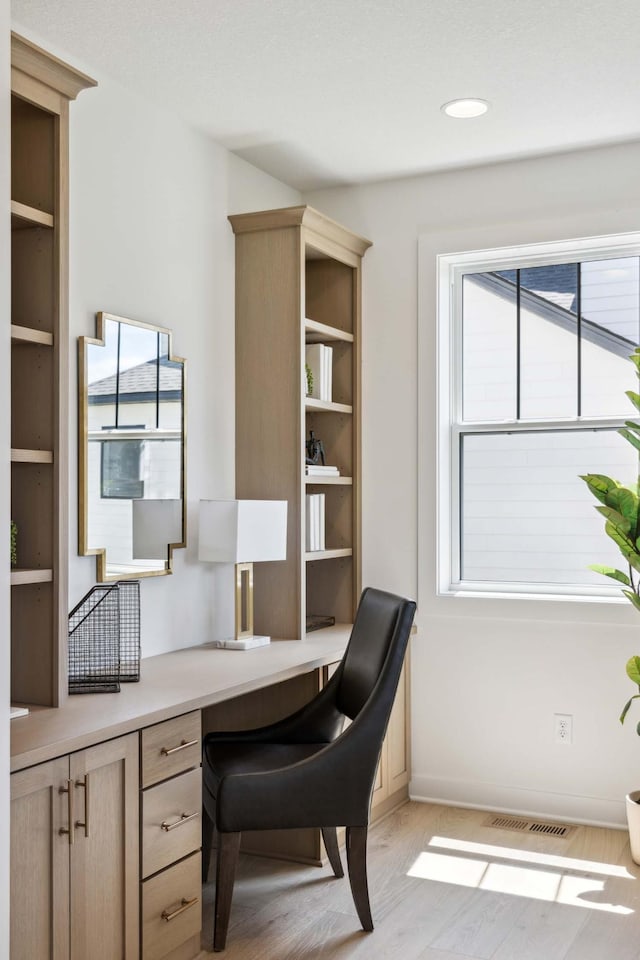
[
  {"left": 370, "top": 658, "right": 411, "bottom": 817},
  {"left": 229, "top": 205, "right": 371, "bottom": 640},
  {"left": 10, "top": 733, "right": 139, "bottom": 960},
  {"left": 140, "top": 713, "right": 202, "bottom": 960},
  {"left": 10, "top": 34, "right": 95, "bottom": 708}
]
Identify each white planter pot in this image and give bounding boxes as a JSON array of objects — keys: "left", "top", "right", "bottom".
[{"left": 626, "top": 790, "right": 640, "bottom": 864}]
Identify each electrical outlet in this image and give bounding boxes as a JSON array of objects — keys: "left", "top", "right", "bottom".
[{"left": 554, "top": 713, "right": 573, "bottom": 745}]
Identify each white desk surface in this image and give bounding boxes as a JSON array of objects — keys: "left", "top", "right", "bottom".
[{"left": 11, "top": 626, "right": 350, "bottom": 773}]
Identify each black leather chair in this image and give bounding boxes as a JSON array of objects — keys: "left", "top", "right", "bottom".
[{"left": 201, "top": 586, "right": 416, "bottom": 951}]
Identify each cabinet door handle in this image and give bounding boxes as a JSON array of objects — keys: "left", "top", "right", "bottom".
[
  {"left": 75, "top": 774, "right": 90, "bottom": 837},
  {"left": 161, "top": 811, "right": 199, "bottom": 832},
  {"left": 161, "top": 896, "right": 199, "bottom": 922},
  {"left": 58, "top": 779, "right": 75, "bottom": 845},
  {"left": 160, "top": 738, "right": 198, "bottom": 756}
]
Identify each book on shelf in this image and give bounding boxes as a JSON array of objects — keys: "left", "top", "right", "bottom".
[
  {"left": 305, "top": 464, "right": 340, "bottom": 476},
  {"left": 305, "top": 493, "right": 325, "bottom": 551},
  {"left": 306, "top": 614, "right": 336, "bottom": 633},
  {"left": 305, "top": 343, "right": 333, "bottom": 402}
]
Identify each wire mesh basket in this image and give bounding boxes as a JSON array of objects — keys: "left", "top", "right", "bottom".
[
  {"left": 117, "top": 580, "right": 141, "bottom": 682},
  {"left": 68, "top": 581, "right": 141, "bottom": 694}
]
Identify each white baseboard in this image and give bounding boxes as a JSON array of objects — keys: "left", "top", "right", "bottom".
[{"left": 409, "top": 774, "right": 627, "bottom": 830}]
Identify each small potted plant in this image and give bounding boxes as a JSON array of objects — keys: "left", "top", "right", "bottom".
[{"left": 581, "top": 345, "right": 640, "bottom": 862}]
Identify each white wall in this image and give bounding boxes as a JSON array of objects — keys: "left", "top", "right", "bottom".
[
  {"left": 64, "top": 42, "right": 300, "bottom": 655},
  {"left": 1, "top": 4, "right": 11, "bottom": 954},
  {"left": 306, "top": 141, "right": 640, "bottom": 826},
  {"left": 11, "top": 24, "right": 300, "bottom": 658}
]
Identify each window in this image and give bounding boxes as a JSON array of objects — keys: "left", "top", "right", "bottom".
[
  {"left": 438, "top": 234, "right": 640, "bottom": 597},
  {"left": 101, "top": 439, "right": 144, "bottom": 499}
]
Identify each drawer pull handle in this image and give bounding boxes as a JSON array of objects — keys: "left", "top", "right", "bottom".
[
  {"left": 160, "top": 738, "right": 198, "bottom": 757},
  {"left": 75, "top": 774, "right": 90, "bottom": 838},
  {"left": 161, "top": 896, "right": 199, "bottom": 922},
  {"left": 161, "top": 811, "right": 199, "bottom": 832},
  {"left": 58, "top": 779, "right": 74, "bottom": 845}
]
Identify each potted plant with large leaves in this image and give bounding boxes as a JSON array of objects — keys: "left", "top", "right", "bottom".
[{"left": 581, "top": 345, "right": 640, "bottom": 862}]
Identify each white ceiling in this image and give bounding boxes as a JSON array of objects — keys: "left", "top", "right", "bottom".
[{"left": 11, "top": 0, "right": 640, "bottom": 191}]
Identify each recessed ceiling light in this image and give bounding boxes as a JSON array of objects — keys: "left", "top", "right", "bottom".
[{"left": 441, "top": 99, "right": 490, "bottom": 119}]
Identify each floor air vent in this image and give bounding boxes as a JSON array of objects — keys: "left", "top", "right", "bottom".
[{"left": 483, "top": 815, "right": 575, "bottom": 838}]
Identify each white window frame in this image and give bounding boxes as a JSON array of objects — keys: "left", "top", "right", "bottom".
[{"left": 437, "top": 231, "right": 640, "bottom": 600}]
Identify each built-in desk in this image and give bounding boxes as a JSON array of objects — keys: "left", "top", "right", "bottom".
[
  {"left": 11, "top": 626, "right": 351, "bottom": 772},
  {"left": 10, "top": 624, "right": 411, "bottom": 960}
]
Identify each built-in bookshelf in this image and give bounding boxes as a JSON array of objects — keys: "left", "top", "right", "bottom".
[
  {"left": 229, "top": 205, "right": 371, "bottom": 641},
  {"left": 10, "top": 34, "right": 95, "bottom": 709}
]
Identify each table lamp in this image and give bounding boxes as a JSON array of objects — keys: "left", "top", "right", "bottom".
[{"left": 198, "top": 499, "right": 287, "bottom": 649}]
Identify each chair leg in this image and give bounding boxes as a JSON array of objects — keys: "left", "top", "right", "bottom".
[
  {"left": 346, "top": 825, "right": 373, "bottom": 932},
  {"left": 321, "top": 826, "right": 344, "bottom": 878},
  {"left": 202, "top": 804, "right": 215, "bottom": 883},
  {"left": 213, "top": 831, "right": 241, "bottom": 952}
]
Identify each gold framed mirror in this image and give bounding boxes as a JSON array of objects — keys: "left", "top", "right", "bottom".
[{"left": 79, "top": 312, "right": 186, "bottom": 581}]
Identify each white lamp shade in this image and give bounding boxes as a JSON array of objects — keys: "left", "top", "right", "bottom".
[
  {"left": 132, "top": 499, "right": 183, "bottom": 559},
  {"left": 199, "top": 499, "right": 287, "bottom": 563}
]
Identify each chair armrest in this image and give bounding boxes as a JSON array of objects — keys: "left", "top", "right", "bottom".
[{"left": 203, "top": 666, "right": 345, "bottom": 747}]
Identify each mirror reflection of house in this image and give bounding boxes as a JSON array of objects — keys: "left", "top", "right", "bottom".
[{"left": 84, "top": 315, "right": 185, "bottom": 578}]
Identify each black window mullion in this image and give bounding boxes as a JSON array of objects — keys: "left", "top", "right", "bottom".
[
  {"left": 516, "top": 268, "right": 521, "bottom": 420},
  {"left": 115, "top": 321, "right": 121, "bottom": 429},
  {"left": 576, "top": 262, "right": 582, "bottom": 417},
  {"left": 155, "top": 331, "right": 160, "bottom": 429},
  {"left": 459, "top": 431, "right": 464, "bottom": 581}
]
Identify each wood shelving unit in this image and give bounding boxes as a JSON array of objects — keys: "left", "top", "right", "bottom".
[
  {"left": 10, "top": 33, "right": 95, "bottom": 709},
  {"left": 229, "top": 205, "right": 371, "bottom": 642}
]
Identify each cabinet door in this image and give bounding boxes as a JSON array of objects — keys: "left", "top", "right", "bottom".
[
  {"left": 10, "top": 757, "right": 70, "bottom": 960},
  {"left": 385, "top": 659, "right": 410, "bottom": 796},
  {"left": 371, "top": 659, "right": 410, "bottom": 817},
  {"left": 69, "top": 734, "right": 139, "bottom": 960}
]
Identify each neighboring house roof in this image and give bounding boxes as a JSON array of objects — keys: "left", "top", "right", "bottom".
[
  {"left": 88, "top": 358, "right": 183, "bottom": 404},
  {"left": 471, "top": 271, "right": 635, "bottom": 358}
]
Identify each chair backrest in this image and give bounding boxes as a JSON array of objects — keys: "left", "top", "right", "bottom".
[{"left": 336, "top": 587, "right": 415, "bottom": 721}]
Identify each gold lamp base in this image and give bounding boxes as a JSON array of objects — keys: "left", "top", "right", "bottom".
[{"left": 228, "top": 562, "right": 271, "bottom": 650}]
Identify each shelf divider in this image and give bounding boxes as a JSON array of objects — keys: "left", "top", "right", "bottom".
[
  {"left": 305, "top": 476, "right": 353, "bottom": 485},
  {"left": 305, "top": 548, "right": 353, "bottom": 562},
  {"left": 11, "top": 568, "right": 54, "bottom": 586},
  {"left": 305, "top": 398, "right": 352, "bottom": 415},
  {"left": 11, "top": 324, "right": 54, "bottom": 346},
  {"left": 11, "top": 200, "right": 54, "bottom": 229},
  {"left": 11, "top": 448, "right": 54, "bottom": 464},
  {"left": 304, "top": 318, "right": 354, "bottom": 344}
]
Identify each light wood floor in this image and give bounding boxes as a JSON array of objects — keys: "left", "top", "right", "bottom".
[{"left": 196, "top": 801, "right": 640, "bottom": 959}]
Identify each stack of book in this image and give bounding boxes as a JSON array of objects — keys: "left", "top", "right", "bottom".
[
  {"left": 305, "top": 464, "right": 340, "bottom": 478},
  {"left": 305, "top": 343, "right": 333, "bottom": 402},
  {"left": 305, "top": 493, "right": 325, "bottom": 552}
]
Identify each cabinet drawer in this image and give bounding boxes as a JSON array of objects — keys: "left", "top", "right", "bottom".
[
  {"left": 142, "top": 768, "right": 202, "bottom": 879},
  {"left": 141, "top": 712, "right": 201, "bottom": 788},
  {"left": 142, "top": 852, "right": 201, "bottom": 960}
]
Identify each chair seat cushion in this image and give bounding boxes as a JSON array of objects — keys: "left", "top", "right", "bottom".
[{"left": 203, "top": 740, "right": 327, "bottom": 802}]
